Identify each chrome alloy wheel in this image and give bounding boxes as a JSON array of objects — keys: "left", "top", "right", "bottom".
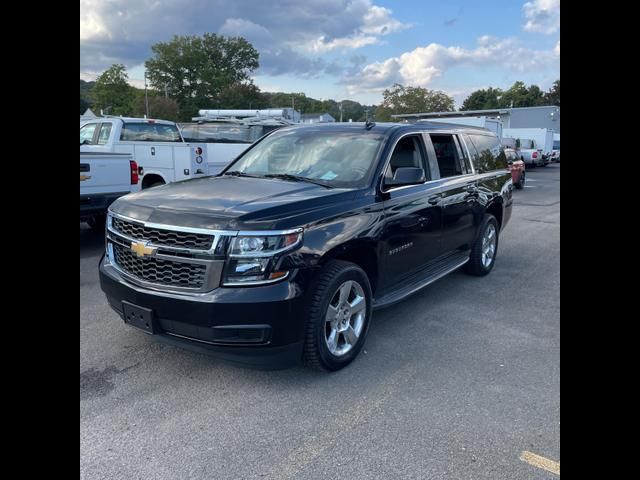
[
  {"left": 481, "top": 223, "right": 497, "bottom": 268},
  {"left": 324, "top": 280, "right": 366, "bottom": 356}
]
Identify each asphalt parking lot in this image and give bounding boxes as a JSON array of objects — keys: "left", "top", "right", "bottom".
[{"left": 80, "top": 164, "right": 560, "bottom": 480}]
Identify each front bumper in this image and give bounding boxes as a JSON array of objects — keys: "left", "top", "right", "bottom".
[{"left": 99, "top": 255, "right": 315, "bottom": 369}]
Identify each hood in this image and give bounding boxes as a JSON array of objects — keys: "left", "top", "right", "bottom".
[{"left": 110, "top": 175, "right": 358, "bottom": 230}]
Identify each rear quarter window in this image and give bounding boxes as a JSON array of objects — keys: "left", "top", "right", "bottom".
[
  {"left": 120, "top": 123, "right": 182, "bottom": 142},
  {"left": 468, "top": 134, "right": 507, "bottom": 172}
]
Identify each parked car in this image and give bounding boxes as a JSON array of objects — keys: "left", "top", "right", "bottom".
[
  {"left": 505, "top": 148, "right": 525, "bottom": 189},
  {"left": 179, "top": 117, "right": 290, "bottom": 174},
  {"left": 99, "top": 122, "right": 513, "bottom": 371},
  {"left": 80, "top": 117, "right": 208, "bottom": 189},
  {"left": 80, "top": 151, "right": 140, "bottom": 230},
  {"left": 551, "top": 136, "right": 560, "bottom": 162},
  {"left": 516, "top": 138, "right": 544, "bottom": 168}
]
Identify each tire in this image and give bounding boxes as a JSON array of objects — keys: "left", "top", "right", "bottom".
[
  {"left": 515, "top": 172, "right": 525, "bottom": 189},
  {"left": 303, "top": 260, "right": 372, "bottom": 371},
  {"left": 464, "top": 214, "right": 499, "bottom": 276},
  {"left": 87, "top": 214, "right": 106, "bottom": 232}
]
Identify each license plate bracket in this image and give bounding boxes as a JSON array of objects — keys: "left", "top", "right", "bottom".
[{"left": 122, "top": 301, "right": 156, "bottom": 334}]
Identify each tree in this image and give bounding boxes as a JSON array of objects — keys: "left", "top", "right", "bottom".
[
  {"left": 214, "top": 82, "right": 268, "bottom": 110},
  {"left": 145, "top": 33, "right": 260, "bottom": 120},
  {"left": 498, "top": 81, "right": 545, "bottom": 108},
  {"left": 80, "top": 96, "right": 89, "bottom": 115},
  {"left": 92, "top": 64, "right": 135, "bottom": 115},
  {"left": 374, "top": 84, "right": 454, "bottom": 121},
  {"left": 129, "top": 91, "right": 180, "bottom": 121},
  {"left": 460, "top": 87, "right": 503, "bottom": 111},
  {"left": 544, "top": 79, "right": 560, "bottom": 106}
]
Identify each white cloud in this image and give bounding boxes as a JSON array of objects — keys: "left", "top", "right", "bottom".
[
  {"left": 344, "top": 36, "right": 560, "bottom": 95},
  {"left": 80, "top": 0, "right": 409, "bottom": 76},
  {"left": 308, "top": 34, "right": 379, "bottom": 53},
  {"left": 522, "top": 0, "right": 560, "bottom": 34},
  {"left": 554, "top": 40, "right": 560, "bottom": 56},
  {"left": 301, "top": 2, "right": 409, "bottom": 53}
]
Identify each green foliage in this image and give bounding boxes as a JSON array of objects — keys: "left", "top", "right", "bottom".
[
  {"left": 374, "top": 84, "right": 454, "bottom": 121},
  {"left": 460, "top": 87, "right": 503, "bottom": 111},
  {"left": 544, "top": 79, "right": 560, "bottom": 106},
  {"left": 80, "top": 96, "right": 89, "bottom": 115},
  {"left": 460, "top": 80, "right": 559, "bottom": 110},
  {"left": 145, "top": 33, "right": 260, "bottom": 120},
  {"left": 92, "top": 64, "right": 135, "bottom": 115},
  {"left": 129, "top": 90, "right": 180, "bottom": 121}
]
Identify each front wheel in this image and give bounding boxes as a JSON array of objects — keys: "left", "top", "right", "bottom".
[
  {"left": 464, "top": 214, "right": 499, "bottom": 276},
  {"left": 303, "top": 260, "right": 372, "bottom": 371}
]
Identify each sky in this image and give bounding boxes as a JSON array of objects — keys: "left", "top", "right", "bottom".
[{"left": 80, "top": 0, "right": 560, "bottom": 108}]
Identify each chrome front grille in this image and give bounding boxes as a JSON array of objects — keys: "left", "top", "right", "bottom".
[
  {"left": 112, "top": 243, "right": 207, "bottom": 289},
  {"left": 107, "top": 213, "right": 226, "bottom": 292},
  {"left": 112, "top": 217, "right": 214, "bottom": 250}
]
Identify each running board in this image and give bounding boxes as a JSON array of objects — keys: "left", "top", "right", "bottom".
[{"left": 373, "top": 251, "right": 470, "bottom": 310}]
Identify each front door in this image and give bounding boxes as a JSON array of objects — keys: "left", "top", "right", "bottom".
[{"left": 378, "top": 134, "right": 443, "bottom": 293}]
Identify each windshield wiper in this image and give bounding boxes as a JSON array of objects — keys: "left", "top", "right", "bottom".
[
  {"left": 263, "top": 173, "right": 334, "bottom": 189},
  {"left": 223, "top": 171, "right": 263, "bottom": 178}
]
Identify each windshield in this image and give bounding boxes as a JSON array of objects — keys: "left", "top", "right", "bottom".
[{"left": 225, "top": 128, "right": 385, "bottom": 188}]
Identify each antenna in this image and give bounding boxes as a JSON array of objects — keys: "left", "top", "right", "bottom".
[{"left": 364, "top": 109, "right": 375, "bottom": 130}]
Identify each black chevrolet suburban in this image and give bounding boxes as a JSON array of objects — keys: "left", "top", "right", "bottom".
[{"left": 100, "top": 122, "right": 512, "bottom": 371}]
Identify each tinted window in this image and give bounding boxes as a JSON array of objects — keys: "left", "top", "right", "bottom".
[
  {"left": 120, "top": 123, "right": 182, "bottom": 142},
  {"left": 468, "top": 134, "right": 507, "bottom": 172},
  {"left": 80, "top": 123, "right": 98, "bottom": 145},
  {"left": 453, "top": 135, "right": 472, "bottom": 174},
  {"left": 553, "top": 140, "right": 560, "bottom": 149},
  {"left": 430, "top": 134, "right": 464, "bottom": 178},
  {"left": 506, "top": 150, "right": 519, "bottom": 162},
  {"left": 97, "top": 123, "right": 112, "bottom": 145}
]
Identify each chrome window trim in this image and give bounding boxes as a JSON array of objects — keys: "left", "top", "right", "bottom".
[
  {"left": 381, "top": 130, "right": 481, "bottom": 193},
  {"left": 458, "top": 134, "right": 477, "bottom": 175}
]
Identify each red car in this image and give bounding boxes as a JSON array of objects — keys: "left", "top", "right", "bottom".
[{"left": 505, "top": 148, "right": 525, "bottom": 189}]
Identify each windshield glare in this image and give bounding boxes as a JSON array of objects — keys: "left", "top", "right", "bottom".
[{"left": 226, "top": 128, "right": 384, "bottom": 187}]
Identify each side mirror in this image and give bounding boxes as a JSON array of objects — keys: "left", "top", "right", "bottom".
[{"left": 385, "top": 167, "right": 426, "bottom": 187}]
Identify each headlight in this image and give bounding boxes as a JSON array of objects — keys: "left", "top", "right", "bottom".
[{"left": 223, "top": 230, "right": 303, "bottom": 285}]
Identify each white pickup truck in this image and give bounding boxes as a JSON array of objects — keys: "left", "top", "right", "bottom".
[
  {"left": 80, "top": 151, "right": 140, "bottom": 230},
  {"left": 80, "top": 117, "right": 208, "bottom": 189}
]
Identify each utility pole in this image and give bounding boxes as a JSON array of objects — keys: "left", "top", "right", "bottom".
[
  {"left": 339, "top": 102, "right": 343, "bottom": 122},
  {"left": 164, "top": 83, "right": 168, "bottom": 99},
  {"left": 144, "top": 71, "right": 150, "bottom": 118}
]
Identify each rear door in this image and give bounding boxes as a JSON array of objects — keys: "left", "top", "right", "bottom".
[{"left": 425, "top": 133, "right": 481, "bottom": 255}]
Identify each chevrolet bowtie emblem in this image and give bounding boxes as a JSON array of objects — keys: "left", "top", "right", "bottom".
[{"left": 130, "top": 241, "right": 157, "bottom": 258}]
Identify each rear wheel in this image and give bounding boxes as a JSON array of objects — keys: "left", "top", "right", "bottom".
[
  {"left": 464, "top": 214, "right": 499, "bottom": 276},
  {"left": 303, "top": 260, "right": 372, "bottom": 371}
]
